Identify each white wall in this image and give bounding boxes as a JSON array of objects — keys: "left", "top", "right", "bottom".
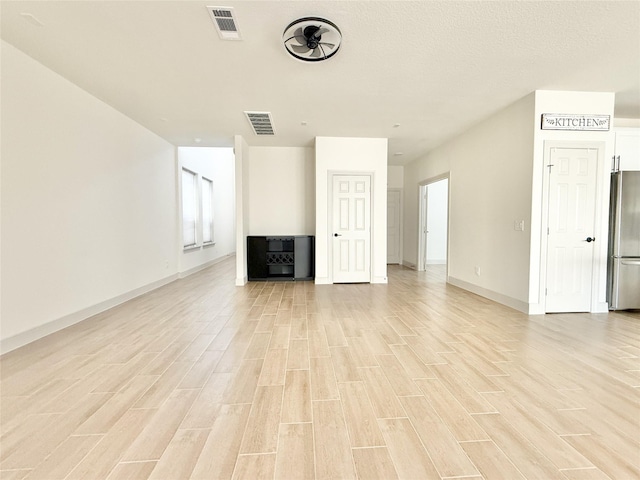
[
  {"left": 1, "top": 41, "right": 178, "bottom": 352},
  {"left": 387, "top": 165, "right": 404, "bottom": 189},
  {"left": 404, "top": 94, "right": 535, "bottom": 310},
  {"left": 234, "top": 135, "right": 250, "bottom": 285},
  {"left": 315, "top": 137, "right": 388, "bottom": 284},
  {"left": 178, "top": 147, "right": 236, "bottom": 276},
  {"left": 248, "top": 147, "right": 315, "bottom": 235}
]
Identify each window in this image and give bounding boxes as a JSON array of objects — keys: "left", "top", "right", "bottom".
[
  {"left": 202, "top": 177, "right": 214, "bottom": 244},
  {"left": 181, "top": 168, "right": 197, "bottom": 248}
]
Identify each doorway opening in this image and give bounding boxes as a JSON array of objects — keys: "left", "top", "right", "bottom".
[{"left": 418, "top": 176, "right": 449, "bottom": 273}]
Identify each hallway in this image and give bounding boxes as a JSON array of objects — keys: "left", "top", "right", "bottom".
[{"left": 1, "top": 257, "right": 638, "bottom": 479}]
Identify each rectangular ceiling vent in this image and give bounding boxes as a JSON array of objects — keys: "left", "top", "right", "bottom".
[
  {"left": 244, "top": 111, "right": 275, "bottom": 136},
  {"left": 207, "top": 6, "right": 241, "bottom": 40}
]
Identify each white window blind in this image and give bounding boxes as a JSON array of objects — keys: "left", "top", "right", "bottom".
[
  {"left": 202, "top": 177, "right": 214, "bottom": 244},
  {"left": 182, "top": 169, "right": 197, "bottom": 248}
]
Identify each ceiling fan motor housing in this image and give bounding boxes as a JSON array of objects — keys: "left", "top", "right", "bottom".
[{"left": 304, "top": 26, "right": 321, "bottom": 48}]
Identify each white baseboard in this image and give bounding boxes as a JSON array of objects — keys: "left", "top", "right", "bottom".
[
  {"left": 180, "top": 253, "right": 234, "bottom": 279},
  {"left": 527, "top": 303, "right": 545, "bottom": 315},
  {"left": 1, "top": 254, "right": 239, "bottom": 355},
  {"left": 447, "top": 276, "right": 531, "bottom": 314},
  {"left": 402, "top": 261, "right": 417, "bottom": 270},
  {"left": 0, "top": 273, "right": 179, "bottom": 355},
  {"left": 235, "top": 276, "right": 247, "bottom": 286},
  {"left": 426, "top": 259, "right": 446, "bottom": 265},
  {"left": 521, "top": 300, "right": 609, "bottom": 315},
  {"left": 593, "top": 302, "right": 609, "bottom": 313},
  {"left": 314, "top": 276, "right": 388, "bottom": 285}
]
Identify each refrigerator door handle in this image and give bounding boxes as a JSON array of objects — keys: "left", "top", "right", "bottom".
[{"left": 621, "top": 259, "right": 640, "bottom": 266}]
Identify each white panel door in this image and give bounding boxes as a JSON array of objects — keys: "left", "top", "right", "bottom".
[
  {"left": 387, "top": 190, "right": 401, "bottom": 264},
  {"left": 332, "top": 175, "right": 371, "bottom": 283},
  {"left": 546, "top": 147, "right": 598, "bottom": 312}
]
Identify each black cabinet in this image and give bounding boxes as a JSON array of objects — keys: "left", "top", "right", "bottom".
[
  {"left": 247, "top": 236, "right": 314, "bottom": 281},
  {"left": 294, "top": 236, "right": 314, "bottom": 280},
  {"left": 247, "top": 236, "right": 268, "bottom": 279}
]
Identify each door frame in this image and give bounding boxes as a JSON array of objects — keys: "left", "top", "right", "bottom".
[
  {"left": 387, "top": 188, "right": 403, "bottom": 265},
  {"left": 418, "top": 173, "right": 450, "bottom": 273},
  {"left": 539, "top": 140, "right": 608, "bottom": 313},
  {"left": 328, "top": 171, "right": 374, "bottom": 283}
]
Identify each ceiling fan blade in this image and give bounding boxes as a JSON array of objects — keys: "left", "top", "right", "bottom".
[
  {"left": 291, "top": 44, "right": 311, "bottom": 54},
  {"left": 316, "top": 27, "right": 330, "bottom": 37},
  {"left": 318, "top": 42, "right": 335, "bottom": 49},
  {"left": 283, "top": 27, "right": 306, "bottom": 44},
  {"left": 310, "top": 47, "right": 323, "bottom": 58}
]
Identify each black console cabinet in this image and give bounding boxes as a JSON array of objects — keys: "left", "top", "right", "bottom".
[{"left": 248, "top": 236, "right": 314, "bottom": 281}]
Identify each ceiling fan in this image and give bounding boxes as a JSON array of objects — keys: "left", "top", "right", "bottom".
[{"left": 282, "top": 17, "right": 342, "bottom": 62}]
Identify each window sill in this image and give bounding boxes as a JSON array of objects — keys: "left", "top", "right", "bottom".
[
  {"left": 183, "top": 244, "right": 200, "bottom": 252},
  {"left": 203, "top": 241, "right": 216, "bottom": 248}
]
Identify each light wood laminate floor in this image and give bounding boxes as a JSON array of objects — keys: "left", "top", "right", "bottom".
[{"left": 1, "top": 257, "right": 639, "bottom": 479}]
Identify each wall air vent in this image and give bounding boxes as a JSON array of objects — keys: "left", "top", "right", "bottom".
[
  {"left": 244, "top": 111, "right": 275, "bottom": 136},
  {"left": 207, "top": 6, "right": 241, "bottom": 40}
]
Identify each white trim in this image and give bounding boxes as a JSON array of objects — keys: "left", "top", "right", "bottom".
[
  {"left": 592, "top": 302, "right": 609, "bottom": 313},
  {"left": 448, "top": 275, "right": 530, "bottom": 314},
  {"left": 179, "top": 253, "right": 234, "bottom": 279},
  {"left": 0, "top": 273, "right": 178, "bottom": 355},
  {"left": 418, "top": 184, "right": 427, "bottom": 271}
]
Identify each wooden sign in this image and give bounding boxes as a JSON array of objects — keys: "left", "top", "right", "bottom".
[{"left": 541, "top": 114, "right": 610, "bottom": 131}]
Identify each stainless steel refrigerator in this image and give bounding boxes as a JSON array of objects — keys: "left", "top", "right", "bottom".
[{"left": 608, "top": 171, "right": 640, "bottom": 310}]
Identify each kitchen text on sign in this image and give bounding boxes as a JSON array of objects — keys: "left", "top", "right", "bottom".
[{"left": 541, "top": 114, "right": 610, "bottom": 131}]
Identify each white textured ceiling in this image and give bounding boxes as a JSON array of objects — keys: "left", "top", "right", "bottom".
[{"left": 2, "top": 1, "right": 639, "bottom": 166}]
